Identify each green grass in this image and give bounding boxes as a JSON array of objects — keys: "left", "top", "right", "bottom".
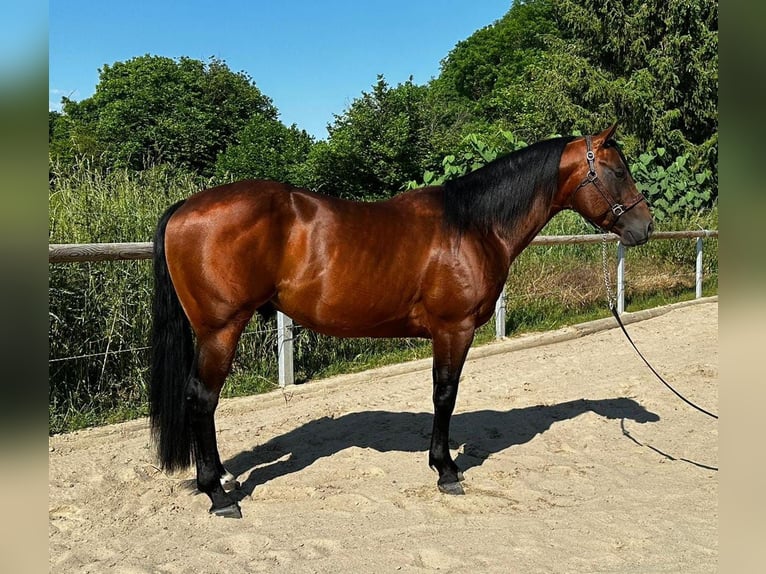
[{"left": 48, "top": 163, "right": 718, "bottom": 433}]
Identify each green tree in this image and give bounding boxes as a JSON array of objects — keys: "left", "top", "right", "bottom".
[
  {"left": 49, "top": 104, "right": 104, "bottom": 166},
  {"left": 52, "top": 55, "right": 277, "bottom": 174},
  {"left": 406, "top": 130, "right": 530, "bottom": 189},
  {"left": 435, "top": 0, "right": 557, "bottom": 114},
  {"left": 422, "top": 0, "right": 717, "bottom": 202},
  {"left": 552, "top": 0, "right": 718, "bottom": 162},
  {"left": 305, "top": 76, "right": 433, "bottom": 200},
  {"left": 49, "top": 111, "right": 76, "bottom": 166},
  {"left": 424, "top": 0, "right": 559, "bottom": 150},
  {"left": 214, "top": 115, "right": 314, "bottom": 185}
]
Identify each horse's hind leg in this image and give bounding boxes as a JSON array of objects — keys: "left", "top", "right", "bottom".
[{"left": 188, "top": 321, "right": 249, "bottom": 518}]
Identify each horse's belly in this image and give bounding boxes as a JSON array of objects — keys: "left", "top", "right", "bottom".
[{"left": 274, "top": 281, "right": 430, "bottom": 339}]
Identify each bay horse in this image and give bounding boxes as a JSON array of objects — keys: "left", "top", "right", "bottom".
[{"left": 150, "top": 124, "right": 653, "bottom": 518}]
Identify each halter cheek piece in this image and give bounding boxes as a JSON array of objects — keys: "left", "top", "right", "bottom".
[{"left": 572, "top": 135, "right": 646, "bottom": 231}]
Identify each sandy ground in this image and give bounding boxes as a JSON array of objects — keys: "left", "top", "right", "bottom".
[{"left": 49, "top": 299, "right": 718, "bottom": 573}]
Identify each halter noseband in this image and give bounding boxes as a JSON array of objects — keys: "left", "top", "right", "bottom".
[{"left": 573, "top": 135, "right": 646, "bottom": 231}]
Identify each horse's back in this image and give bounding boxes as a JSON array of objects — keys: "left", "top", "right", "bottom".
[{"left": 169, "top": 179, "right": 443, "bottom": 236}]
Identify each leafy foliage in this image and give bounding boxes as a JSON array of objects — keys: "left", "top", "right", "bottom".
[
  {"left": 51, "top": 55, "right": 278, "bottom": 174},
  {"left": 303, "top": 76, "right": 433, "bottom": 199},
  {"left": 409, "top": 128, "right": 714, "bottom": 224},
  {"left": 424, "top": 0, "right": 717, "bottom": 198},
  {"left": 406, "top": 130, "right": 529, "bottom": 188},
  {"left": 433, "top": 0, "right": 558, "bottom": 127},
  {"left": 552, "top": 0, "right": 718, "bottom": 152},
  {"left": 631, "top": 148, "right": 713, "bottom": 220},
  {"left": 214, "top": 115, "right": 314, "bottom": 185}
]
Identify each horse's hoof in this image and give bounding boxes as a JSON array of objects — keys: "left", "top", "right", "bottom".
[
  {"left": 209, "top": 502, "right": 242, "bottom": 519},
  {"left": 438, "top": 481, "right": 465, "bottom": 495}
]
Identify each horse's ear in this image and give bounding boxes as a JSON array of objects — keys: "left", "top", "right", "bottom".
[{"left": 595, "top": 122, "right": 619, "bottom": 147}]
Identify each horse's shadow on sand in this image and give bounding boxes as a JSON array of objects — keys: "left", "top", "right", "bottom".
[{"left": 223, "top": 397, "right": 659, "bottom": 498}]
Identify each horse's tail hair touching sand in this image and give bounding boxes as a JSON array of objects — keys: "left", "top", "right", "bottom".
[{"left": 149, "top": 199, "right": 195, "bottom": 472}]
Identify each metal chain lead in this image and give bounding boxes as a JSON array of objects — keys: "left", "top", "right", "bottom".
[{"left": 601, "top": 233, "right": 616, "bottom": 310}]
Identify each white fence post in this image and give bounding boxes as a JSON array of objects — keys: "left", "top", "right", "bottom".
[
  {"left": 695, "top": 237, "right": 703, "bottom": 299},
  {"left": 616, "top": 242, "right": 625, "bottom": 314},
  {"left": 277, "top": 312, "right": 294, "bottom": 387},
  {"left": 495, "top": 287, "right": 506, "bottom": 339}
]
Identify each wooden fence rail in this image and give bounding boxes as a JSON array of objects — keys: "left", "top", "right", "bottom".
[{"left": 49, "top": 230, "right": 718, "bottom": 386}]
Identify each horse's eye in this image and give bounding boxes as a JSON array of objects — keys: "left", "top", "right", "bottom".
[{"left": 615, "top": 169, "right": 626, "bottom": 179}]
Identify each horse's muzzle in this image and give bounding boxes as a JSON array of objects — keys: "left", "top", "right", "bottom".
[{"left": 619, "top": 219, "right": 654, "bottom": 246}]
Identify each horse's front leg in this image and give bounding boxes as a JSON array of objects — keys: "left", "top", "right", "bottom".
[{"left": 429, "top": 327, "right": 474, "bottom": 495}]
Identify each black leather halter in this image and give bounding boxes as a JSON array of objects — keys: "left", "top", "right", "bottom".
[{"left": 573, "top": 136, "right": 646, "bottom": 230}]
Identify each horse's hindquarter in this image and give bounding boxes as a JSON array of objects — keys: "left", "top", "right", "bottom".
[{"left": 164, "top": 181, "right": 295, "bottom": 331}]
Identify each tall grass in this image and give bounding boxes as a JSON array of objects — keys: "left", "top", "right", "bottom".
[
  {"left": 48, "top": 163, "right": 718, "bottom": 434},
  {"left": 49, "top": 162, "right": 208, "bottom": 431}
]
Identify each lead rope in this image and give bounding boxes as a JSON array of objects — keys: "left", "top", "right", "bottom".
[
  {"left": 601, "top": 233, "right": 617, "bottom": 309},
  {"left": 600, "top": 236, "right": 718, "bottom": 420}
]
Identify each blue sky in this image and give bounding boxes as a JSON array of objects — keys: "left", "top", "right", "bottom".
[{"left": 49, "top": 1, "right": 511, "bottom": 140}]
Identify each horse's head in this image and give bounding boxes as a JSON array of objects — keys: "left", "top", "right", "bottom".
[{"left": 560, "top": 124, "right": 654, "bottom": 246}]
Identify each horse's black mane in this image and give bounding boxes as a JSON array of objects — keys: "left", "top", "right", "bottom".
[{"left": 443, "top": 135, "right": 576, "bottom": 234}]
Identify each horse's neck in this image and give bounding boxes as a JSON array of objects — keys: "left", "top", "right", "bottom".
[{"left": 497, "top": 196, "right": 561, "bottom": 264}]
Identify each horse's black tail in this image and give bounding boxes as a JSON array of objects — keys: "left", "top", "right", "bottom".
[{"left": 149, "top": 200, "right": 195, "bottom": 472}]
